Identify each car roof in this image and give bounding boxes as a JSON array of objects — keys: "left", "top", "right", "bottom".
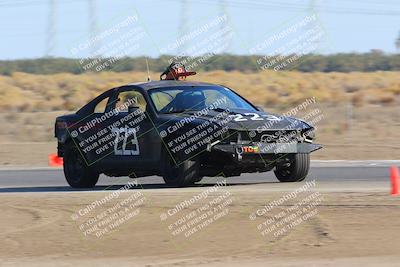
[
  {"left": 126, "top": 80, "right": 219, "bottom": 91},
  {"left": 76, "top": 80, "right": 224, "bottom": 116}
]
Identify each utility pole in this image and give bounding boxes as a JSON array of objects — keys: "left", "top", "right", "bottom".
[
  {"left": 306, "top": 0, "right": 326, "bottom": 57},
  {"left": 219, "top": 0, "right": 231, "bottom": 53},
  {"left": 89, "top": 0, "right": 99, "bottom": 57},
  {"left": 396, "top": 31, "right": 400, "bottom": 51},
  {"left": 219, "top": 0, "right": 227, "bottom": 24},
  {"left": 45, "top": 0, "right": 56, "bottom": 57},
  {"left": 178, "top": 0, "right": 188, "bottom": 55}
]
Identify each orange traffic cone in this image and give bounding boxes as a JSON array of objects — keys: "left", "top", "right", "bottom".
[
  {"left": 390, "top": 166, "right": 400, "bottom": 196},
  {"left": 48, "top": 153, "right": 63, "bottom": 167}
]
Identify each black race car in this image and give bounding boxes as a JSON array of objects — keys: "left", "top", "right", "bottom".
[{"left": 55, "top": 66, "right": 321, "bottom": 188}]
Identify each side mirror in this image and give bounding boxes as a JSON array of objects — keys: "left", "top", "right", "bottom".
[{"left": 256, "top": 106, "right": 264, "bottom": 112}]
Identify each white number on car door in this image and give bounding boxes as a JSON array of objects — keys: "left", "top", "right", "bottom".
[{"left": 112, "top": 126, "right": 140, "bottom": 155}]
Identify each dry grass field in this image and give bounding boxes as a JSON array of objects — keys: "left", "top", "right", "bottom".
[
  {"left": 0, "top": 70, "right": 399, "bottom": 112},
  {"left": 0, "top": 70, "right": 399, "bottom": 166}
]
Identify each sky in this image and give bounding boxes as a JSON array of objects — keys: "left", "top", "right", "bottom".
[{"left": 0, "top": 0, "right": 400, "bottom": 60}]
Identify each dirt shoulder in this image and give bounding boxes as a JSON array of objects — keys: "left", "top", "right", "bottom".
[{"left": 0, "top": 187, "right": 399, "bottom": 266}]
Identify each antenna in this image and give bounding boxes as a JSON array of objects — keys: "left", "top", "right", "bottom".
[{"left": 145, "top": 58, "right": 151, "bottom": 82}]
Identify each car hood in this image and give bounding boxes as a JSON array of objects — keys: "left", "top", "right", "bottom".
[{"left": 161, "top": 109, "right": 312, "bottom": 131}]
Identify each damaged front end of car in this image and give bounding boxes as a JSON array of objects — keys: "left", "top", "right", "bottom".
[{"left": 198, "top": 118, "right": 322, "bottom": 177}]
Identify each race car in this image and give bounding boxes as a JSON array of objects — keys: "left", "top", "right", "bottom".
[{"left": 55, "top": 63, "right": 321, "bottom": 188}]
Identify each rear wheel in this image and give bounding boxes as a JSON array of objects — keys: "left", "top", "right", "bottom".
[
  {"left": 274, "top": 153, "right": 310, "bottom": 182},
  {"left": 161, "top": 150, "right": 201, "bottom": 187},
  {"left": 63, "top": 144, "right": 99, "bottom": 188}
]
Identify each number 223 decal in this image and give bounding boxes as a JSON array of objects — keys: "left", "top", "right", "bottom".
[
  {"left": 228, "top": 113, "right": 282, "bottom": 122},
  {"left": 112, "top": 127, "right": 140, "bottom": 156}
]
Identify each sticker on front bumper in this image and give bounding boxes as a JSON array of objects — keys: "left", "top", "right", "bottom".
[{"left": 242, "top": 146, "right": 260, "bottom": 153}]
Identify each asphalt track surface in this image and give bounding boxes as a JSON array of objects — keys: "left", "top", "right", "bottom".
[{"left": 0, "top": 161, "right": 396, "bottom": 193}]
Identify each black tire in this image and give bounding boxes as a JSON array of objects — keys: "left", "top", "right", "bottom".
[
  {"left": 161, "top": 150, "right": 200, "bottom": 187},
  {"left": 63, "top": 144, "right": 99, "bottom": 188},
  {"left": 192, "top": 176, "right": 203, "bottom": 183},
  {"left": 274, "top": 153, "right": 310, "bottom": 182}
]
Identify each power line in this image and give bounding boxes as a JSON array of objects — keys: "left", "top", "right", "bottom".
[
  {"left": 0, "top": 0, "right": 85, "bottom": 7},
  {"left": 168, "top": 0, "right": 400, "bottom": 16}
]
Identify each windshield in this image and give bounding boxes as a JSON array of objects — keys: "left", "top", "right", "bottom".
[{"left": 149, "top": 86, "right": 257, "bottom": 114}]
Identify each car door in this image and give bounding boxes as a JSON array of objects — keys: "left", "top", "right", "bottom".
[
  {"left": 66, "top": 89, "right": 119, "bottom": 167},
  {"left": 104, "top": 87, "right": 160, "bottom": 171}
]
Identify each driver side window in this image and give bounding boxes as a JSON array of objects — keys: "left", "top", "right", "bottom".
[
  {"left": 94, "top": 96, "right": 109, "bottom": 113},
  {"left": 115, "top": 91, "right": 147, "bottom": 112}
]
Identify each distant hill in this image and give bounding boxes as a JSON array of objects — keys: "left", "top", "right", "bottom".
[{"left": 0, "top": 53, "right": 399, "bottom": 75}]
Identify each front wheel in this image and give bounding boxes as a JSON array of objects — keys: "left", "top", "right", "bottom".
[
  {"left": 161, "top": 150, "right": 201, "bottom": 187},
  {"left": 63, "top": 144, "right": 99, "bottom": 188},
  {"left": 274, "top": 153, "right": 310, "bottom": 182}
]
